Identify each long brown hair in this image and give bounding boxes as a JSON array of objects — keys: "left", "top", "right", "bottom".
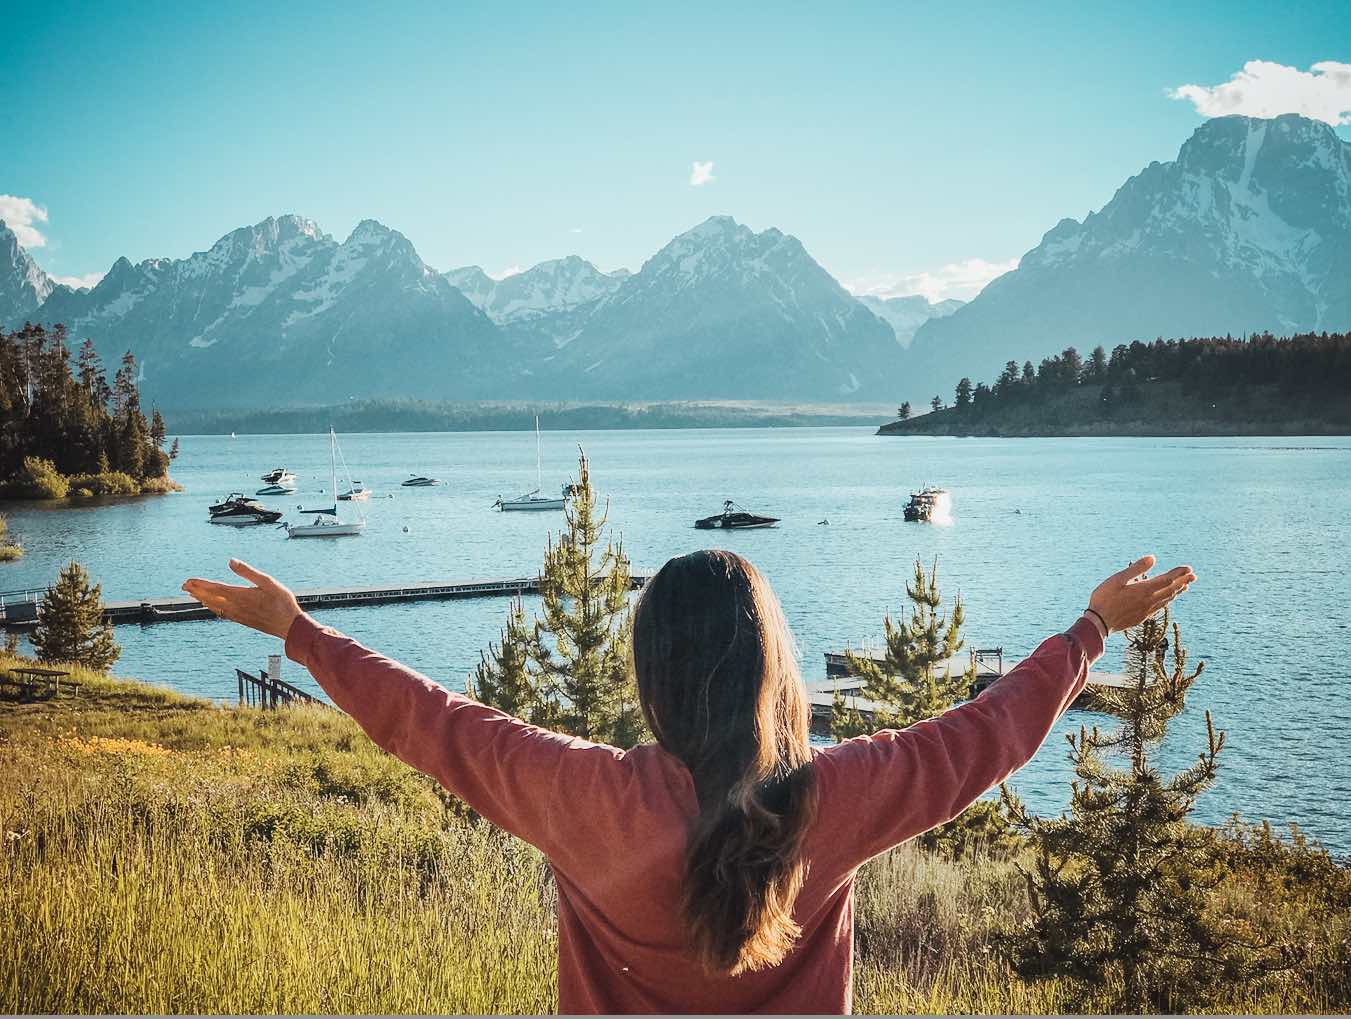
[{"left": 632, "top": 550, "right": 818, "bottom": 975}]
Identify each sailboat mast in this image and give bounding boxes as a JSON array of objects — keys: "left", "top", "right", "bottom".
[
  {"left": 535, "top": 415, "right": 542, "bottom": 491},
  {"left": 330, "top": 428, "right": 337, "bottom": 509}
]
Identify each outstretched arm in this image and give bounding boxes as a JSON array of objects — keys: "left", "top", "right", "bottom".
[
  {"left": 183, "top": 560, "right": 607, "bottom": 852},
  {"left": 813, "top": 555, "right": 1196, "bottom": 870}
]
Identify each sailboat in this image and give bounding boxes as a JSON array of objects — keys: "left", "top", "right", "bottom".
[
  {"left": 495, "top": 416, "right": 568, "bottom": 511},
  {"left": 284, "top": 429, "right": 365, "bottom": 538}
]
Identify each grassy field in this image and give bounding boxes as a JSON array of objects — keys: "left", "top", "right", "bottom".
[{"left": 1, "top": 654, "right": 1345, "bottom": 1014}]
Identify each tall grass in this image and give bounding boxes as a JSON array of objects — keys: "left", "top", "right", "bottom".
[{"left": 0, "top": 653, "right": 1344, "bottom": 1014}]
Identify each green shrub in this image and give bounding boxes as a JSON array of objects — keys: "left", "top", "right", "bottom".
[
  {"left": 67, "top": 471, "right": 140, "bottom": 496},
  {"left": 0, "top": 513, "right": 20, "bottom": 561},
  {"left": 7, "top": 456, "right": 69, "bottom": 500},
  {"left": 137, "top": 474, "right": 183, "bottom": 494}
]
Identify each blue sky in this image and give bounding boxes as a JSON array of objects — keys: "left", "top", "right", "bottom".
[{"left": 5, "top": 1, "right": 1349, "bottom": 300}]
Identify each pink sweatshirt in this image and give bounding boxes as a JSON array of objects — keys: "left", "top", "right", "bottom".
[{"left": 285, "top": 613, "right": 1103, "bottom": 1014}]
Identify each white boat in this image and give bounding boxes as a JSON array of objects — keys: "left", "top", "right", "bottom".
[
  {"left": 260, "top": 467, "right": 296, "bottom": 485},
  {"left": 338, "top": 481, "right": 370, "bottom": 501},
  {"left": 496, "top": 417, "right": 569, "bottom": 512},
  {"left": 285, "top": 430, "right": 366, "bottom": 539},
  {"left": 903, "top": 485, "right": 951, "bottom": 523},
  {"left": 401, "top": 474, "right": 441, "bottom": 487}
]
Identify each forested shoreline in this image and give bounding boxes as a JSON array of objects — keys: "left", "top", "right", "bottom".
[
  {"left": 0, "top": 324, "right": 179, "bottom": 499},
  {"left": 164, "top": 399, "right": 884, "bottom": 434},
  {"left": 882, "top": 332, "right": 1351, "bottom": 436}
]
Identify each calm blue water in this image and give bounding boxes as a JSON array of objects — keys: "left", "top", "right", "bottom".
[{"left": 3, "top": 428, "right": 1349, "bottom": 852}]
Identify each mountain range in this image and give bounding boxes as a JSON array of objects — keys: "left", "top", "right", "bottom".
[{"left": 4, "top": 113, "right": 1349, "bottom": 409}]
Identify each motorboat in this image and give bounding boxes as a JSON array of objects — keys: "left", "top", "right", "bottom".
[
  {"left": 209, "top": 492, "right": 257, "bottom": 515},
  {"left": 285, "top": 429, "right": 365, "bottom": 539},
  {"left": 338, "top": 482, "right": 371, "bottom": 501},
  {"left": 401, "top": 474, "right": 441, "bottom": 487},
  {"left": 209, "top": 499, "right": 283, "bottom": 526},
  {"left": 260, "top": 467, "right": 296, "bottom": 485},
  {"left": 903, "top": 486, "right": 950, "bottom": 522},
  {"left": 496, "top": 416, "right": 569, "bottom": 512},
  {"left": 694, "top": 500, "right": 780, "bottom": 530}
]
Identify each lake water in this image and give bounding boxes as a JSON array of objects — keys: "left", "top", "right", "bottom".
[{"left": 3, "top": 428, "right": 1349, "bottom": 852}]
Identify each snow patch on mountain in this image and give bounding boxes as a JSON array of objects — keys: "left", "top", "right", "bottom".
[{"left": 445, "top": 255, "right": 627, "bottom": 326}]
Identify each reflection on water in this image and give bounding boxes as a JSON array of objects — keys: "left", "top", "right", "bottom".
[{"left": 3, "top": 429, "right": 1349, "bottom": 851}]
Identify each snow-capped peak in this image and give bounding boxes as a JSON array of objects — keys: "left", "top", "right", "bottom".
[
  {"left": 1022, "top": 113, "right": 1351, "bottom": 309},
  {"left": 0, "top": 219, "right": 58, "bottom": 317},
  {"left": 445, "top": 255, "right": 626, "bottom": 324}
]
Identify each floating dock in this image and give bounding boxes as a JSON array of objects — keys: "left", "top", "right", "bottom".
[
  {"left": 809, "top": 646, "right": 1131, "bottom": 736},
  {"left": 0, "top": 575, "right": 650, "bottom": 629}
]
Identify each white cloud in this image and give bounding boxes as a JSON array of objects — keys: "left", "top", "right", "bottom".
[
  {"left": 569, "top": 226, "right": 584, "bottom": 234},
  {"left": 844, "top": 257, "right": 1019, "bottom": 304},
  {"left": 689, "top": 160, "right": 715, "bottom": 187},
  {"left": 0, "top": 194, "right": 50, "bottom": 248},
  {"left": 487, "top": 264, "right": 524, "bottom": 280},
  {"left": 1169, "top": 60, "right": 1351, "bottom": 126},
  {"left": 51, "top": 271, "right": 105, "bottom": 290}
]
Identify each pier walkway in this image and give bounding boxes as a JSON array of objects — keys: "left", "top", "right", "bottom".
[{"left": 1, "top": 575, "right": 650, "bottom": 628}]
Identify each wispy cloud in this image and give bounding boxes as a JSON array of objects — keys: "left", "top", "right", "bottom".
[
  {"left": 51, "top": 271, "right": 105, "bottom": 290},
  {"left": 569, "top": 226, "right": 584, "bottom": 234},
  {"left": 0, "top": 194, "right": 50, "bottom": 248},
  {"left": 689, "top": 160, "right": 715, "bottom": 187},
  {"left": 487, "top": 264, "right": 524, "bottom": 280},
  {"left": 1169, "top": 60, "right": 1351, "bottom": 126},
  {"left": 844, "top": 257, "right": 1019, "bottom": 304}
]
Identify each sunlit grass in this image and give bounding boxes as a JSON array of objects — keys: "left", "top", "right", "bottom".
[{"left": 0, "top": 652, "right": 1343, "bottom": 1014}]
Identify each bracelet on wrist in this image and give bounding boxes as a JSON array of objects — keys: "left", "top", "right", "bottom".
[{"left": 1084, "top": 606, "right": 1110, "bottom": 636}]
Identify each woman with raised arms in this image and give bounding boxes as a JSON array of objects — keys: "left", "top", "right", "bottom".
[{"left": 184, "top": 550, "right": 1194, "bottom": 1014}]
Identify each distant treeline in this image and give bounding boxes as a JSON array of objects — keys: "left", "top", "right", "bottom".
[
  {"left": 0, "top": 323, "right": 178, "bottom": 497},
  {"left": 883, "top": 332, "right": 1351, "bottom": 436},
  {"left": 165, "top": 399, "right": 883, "bottom": 435}
]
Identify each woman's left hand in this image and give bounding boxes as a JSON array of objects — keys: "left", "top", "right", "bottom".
[{"left": 183, "top": 559, "right": 303, "bottom": 639}]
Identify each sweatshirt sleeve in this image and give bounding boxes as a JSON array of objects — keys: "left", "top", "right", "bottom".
[
  {"left": 284, "top": 612, "right": 615, "bottom": 854},
  {"left": 811, "top": 615, "right": 1103, "bottom": 872}
]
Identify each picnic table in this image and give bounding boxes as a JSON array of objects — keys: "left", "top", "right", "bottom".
[{"left": 1, "top": 666, "right": 79, "bottom": 699}]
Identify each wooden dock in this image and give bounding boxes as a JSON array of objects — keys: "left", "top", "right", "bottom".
[
  {"left": 809, "top": 646, "right": 1132, "bottom": 736},
  {"left": 0, "top": 574, "right": 649, "bottom": 629}
]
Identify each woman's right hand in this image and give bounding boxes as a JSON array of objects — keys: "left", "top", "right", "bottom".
[
  {"left": 1088, "top": 554, "right": 1196, "bottom": 633},
  {"left": 182, "top": 559, "right": 304, "bottom": 640}
]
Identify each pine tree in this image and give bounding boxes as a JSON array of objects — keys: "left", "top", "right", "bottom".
[
  {"left": 470, "top": 597, "right": 542, "bottom": 722},
  {"left": 954, "top": 377, "right": 973, "bottom": 411},
  {"left": 1003, "top": 609, "right": 1279, "bottom": 1011},
  {"left": 897, "top": 402, "right": 911, "bottom": 420},
  {"left": 31, "top": 560, "right": 120, "bottom": 670},
  {"left": 472, "top": 450, "right": 646, "bottom": 747},
  {"left": 832, "top": 559, "right": 1014, "bottom": 856},
  {"left": 1087, "top": 344, "right": 1109, "bottom": 383}
]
